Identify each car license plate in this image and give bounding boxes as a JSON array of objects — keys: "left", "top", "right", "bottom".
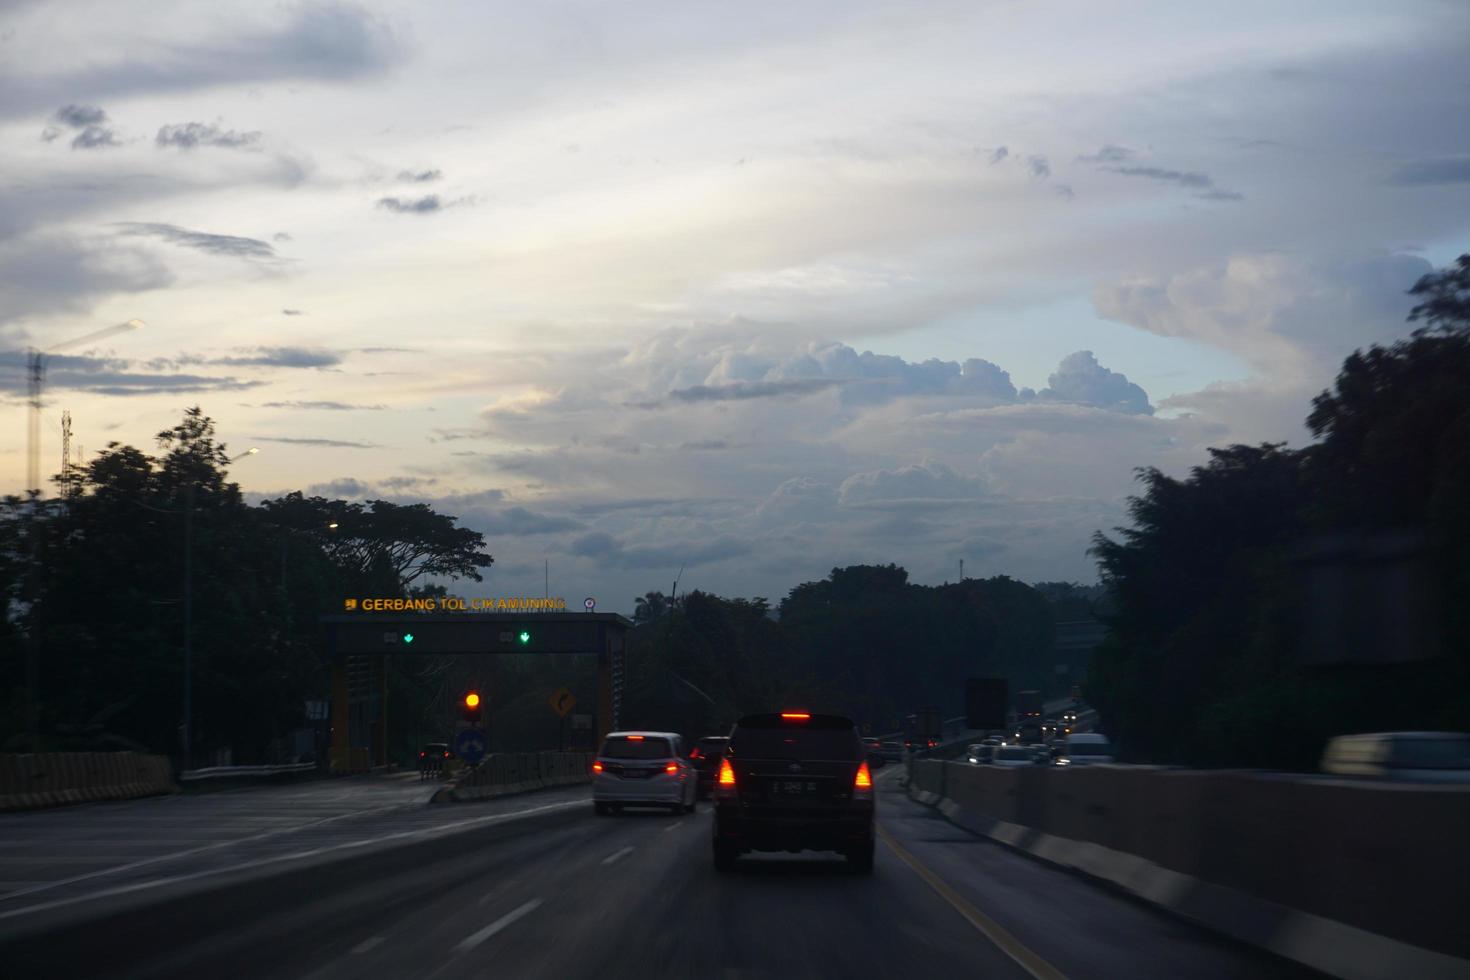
[
  {"left": 621, "top": 769, "right": 650, "bottom": 778},
  {"left": 772, "top": 780, "right": 817, "bottom": 798}
]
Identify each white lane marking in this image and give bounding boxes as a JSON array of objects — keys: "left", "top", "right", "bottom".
[
  {"left": 455, "top": 898, "right": 542, "bottom": 953},
  {"left": 0, "top": 799, "right": 586, "bottom": 922},
  {"left": 662, "top": 821, "right": 683, "bottom": 832},
  {"left": 0, "top": 804, "right": 411, "bottom": 903},
  {"left": 351, "top": 936, "right": 385, "bottom": 955},
  {"left": 601, "top": 845, "right": 635, "bottom": 866}
]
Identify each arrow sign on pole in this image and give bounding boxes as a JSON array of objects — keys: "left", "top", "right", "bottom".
[
  {"left": 549, "top": 687, "right": 576, "bottom": 718},
  {"left": 453, "top": 727, "right": 486, "bottom": 766}
]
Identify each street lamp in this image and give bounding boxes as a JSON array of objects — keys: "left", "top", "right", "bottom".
[
  {"left": 180, "top": 445, "right": 259, "bottom": 771},
  {"left": 22, "top": 319, "right": 143, "bottom": 751}
]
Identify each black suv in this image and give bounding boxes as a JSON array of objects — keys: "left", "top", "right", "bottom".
[{"left": 712, "top": 712, "right": 875, "bottom": 873}]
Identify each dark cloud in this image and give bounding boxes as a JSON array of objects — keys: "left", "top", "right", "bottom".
[
  {"left": 1077, "top": 144, "right": 1133, "bottom": 163},
  {"left": 1027, "top": 155, "right": 1051, "bottom": 179},
  {"left": 255, "top": 436, "right": 378, "bottom": 448},
  {"left": 475, "top": 506, "right": 583, "bottom": 535},
  {"left": 71, "top": 125, "right": 120, "bottom": 150},
  {"left": 272, "top": 232, "right": 293, "bottom": 242},
  {"left": 1036, "top": 350, "right": 1153, "bottom": 415},
  {"left": 987, "top": 146, "right": 1008, "bottom": 164},
  {"left": 680, "top": 440, "right": 730, "bottom": 451},
  {"left": 377, "top": 195, "right": 441, "bottom": 214},
  {"left": 570, "top": 530, "right": 749, "bottom": 569},
  {"left": 0, "top": 349, "right": 259, "bottom": 396},
  {"left": 0, "top": 234, "right": 172, "bottom": 325},
  {"left": 665, "top": 378, "right": 844, "bottom": 404},
  {"left": 1053, "top": 184, "right": 1075, "bottom": 199},
  {"left": 308, "top": 477, "right": 372, "bottom": 497},
  {"left": 838, "top": 461, "right": 986, "bottom": 507},
  {"left": 1, "top": 3, "right": 402, "bottom": 121},
  {"left": 213, "top": 346, "right": 341, "bottom": 368},
  {"left": 117, "top": 222, "right": 275, "bottom": 259},
  {"left": 1196, "top": 188, "right": 1244, "bottom": 201},
  {"left": 39, "top": 126, "right": 60, "bottom": 142},
  {"left": 155, "top": 121, "right": 263, "bottom": 150},
  {"left": 396, "top": 168, "right": 442, "bottom": 182},
  {"left": 259, "top": 400, "right": 385, "bottom": 410},
  {"left": 1386, "top": 157, "right": 1470, "bottom": 186},
  {"left": 1104, "top": 165, "right": 1212, "bottom": 188},
  {"left": 282, "top": 308, "right": 304, "bottom": 316},
  {"left": 54, "top": 104, "right": 106, "bottom": 128}
]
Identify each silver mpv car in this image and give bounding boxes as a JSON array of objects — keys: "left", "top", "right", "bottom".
[{"left": 592, "top": 731, "right": 697, "bottom": 815}]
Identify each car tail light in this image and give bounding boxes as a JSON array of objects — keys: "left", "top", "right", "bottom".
[
  {"left": 443, "top": 751, "right": 450, "bottom": 758},
  {"left": 419, "top": 751, "right": 425, "bottom": 758},
  {"left": 780, "top": 712, "right": 810, "bottom": 721},
  {"left": 714, "top": 757, "right": 737, "bottom": 800},
  {"left": 626, "top": 735, "right": 644, "bottom": 741},
  {"left": 665, "top": 762, "right": 678, "bottom": 774},
  {"left": 689, "top": 748, "right": 701, "bottom": 759},
  {"left": 592, "top": 761, "right": 603, "bottom": 773},
  {"left": 854, "top": 761, "right": 874, "bottom": 800}
]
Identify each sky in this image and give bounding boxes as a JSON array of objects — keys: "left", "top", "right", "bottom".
[{"left": 2, "top": 0, "right": 1468, "bottom": 613}]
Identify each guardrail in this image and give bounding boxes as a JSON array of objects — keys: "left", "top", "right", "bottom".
[
  {"left": 179, "top": 762, "right": 319, "bottom": 782},
  {"left": 433, "top": 751, "right": 594, "bottom": 803},
  {"left": 908, "top": 759, "right": 1470, "bottom": 979}
]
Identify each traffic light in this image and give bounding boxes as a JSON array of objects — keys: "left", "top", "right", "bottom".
[
  {"left": 462, "top": 691, "right": 483, "bottom": 725},
  {"left": 517, "top": 629, "right": 531, "bottom": 645}
]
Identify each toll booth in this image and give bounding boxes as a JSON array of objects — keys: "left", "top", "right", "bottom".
[{"left": 319, "top": 612, "right": 632, "bottom": 772}]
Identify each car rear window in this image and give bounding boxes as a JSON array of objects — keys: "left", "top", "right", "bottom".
[
  {"left": 730, "top": 714, "right": 861, "bottom": 761},
  {"left": 600, "top": 736, "right": 674, "bottom": 759},
  {"left": 1067, "top": 742, "right": 1111, "bottom": 756},
  {"left": 996, "top": 746, "right": 1033, "bottom": 760}
]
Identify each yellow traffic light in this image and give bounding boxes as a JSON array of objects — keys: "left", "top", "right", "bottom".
[{"left": 464, "top": 692, "right": 481, "bottom": 709}]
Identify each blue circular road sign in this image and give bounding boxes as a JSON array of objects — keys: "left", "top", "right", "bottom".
[{"left": 453, "top": 727, "right": 487, "bottom": 766}]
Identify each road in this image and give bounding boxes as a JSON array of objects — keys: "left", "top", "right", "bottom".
[{"left": 0, "top": 768, "right": 1321, "bottom": 979}]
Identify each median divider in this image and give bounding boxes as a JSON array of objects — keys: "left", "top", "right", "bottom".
[
  {"left": 907, "top": 760, "right": 1470, "bottom": 980},
  {"left": 433, "top": 750, "right": 594, "bottom": 804},
  {"left": 0, "top": 752, "right": 177, "bottom": 812}
]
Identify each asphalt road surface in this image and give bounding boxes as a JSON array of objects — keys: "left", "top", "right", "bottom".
[{"left": 0, "top": 767, "right": 1322, "bottom": 979}]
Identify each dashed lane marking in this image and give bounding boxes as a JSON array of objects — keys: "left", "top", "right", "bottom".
[
  {"left": 455, "top": 898, "right": 543, "bottom": 953},
  {"left": 601, "top": 846, "right": 635, "bottom": 866},
  {"left": 351, "top": 936, "right": 385, "bottom": 955}
]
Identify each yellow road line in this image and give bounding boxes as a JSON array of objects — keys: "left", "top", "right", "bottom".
[{"left": 877, "top": 823, "right": 1068, "bottom": 980}]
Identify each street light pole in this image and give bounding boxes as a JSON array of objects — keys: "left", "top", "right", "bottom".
[{"left": 23, "top": 319, "right": 143, "bottom": 752}]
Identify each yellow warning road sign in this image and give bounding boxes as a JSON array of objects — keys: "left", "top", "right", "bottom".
[{"left": 549, "top": 687, "right": 576, "bottom": 718}]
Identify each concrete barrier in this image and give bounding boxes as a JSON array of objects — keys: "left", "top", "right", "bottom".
[
  {"left": 909, "top": 760, "right": 1470, "bottom": 979},
  {"left": 436, "top": 751, "right": 594, "bottom": 803},
  {"left": 0, "top": 752, "right": 177, "bottom": 811}
]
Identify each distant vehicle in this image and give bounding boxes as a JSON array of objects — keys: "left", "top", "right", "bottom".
[
  {"left": 990, "top": 744, "right": 1044, "bottom": 767},
  {"left": 1053, "top": 733, "right": 1115, "bottom": 766},
  {"left": 688, "top": 736, "right": 730, "bottom": 797},
  {"left": 1012, "top": 720, "right": 1044, "bottom": 744},
  {"left": 879, "top": 740, "right": 904, "bottom": 762},
  {"left": 862, "top": 737, "right": 887, "bottom": 769},
  {"left": 1016, "top": 689, "right": 1043, "bottom": 720},
  {"left": 1319, "top": 732, "right": 1470, "bottom": 783},
  {"left": 713, "top": 712, "right": 875, "bottom": 872},
  {"left": 592, "top": 731, "right": 696, "bottom": 815},
  {"left": 418, "top": 742, "right": 450, "bottom": 779}
]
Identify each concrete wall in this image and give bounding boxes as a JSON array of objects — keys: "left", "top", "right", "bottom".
[
  {"left": 910, "top": 761, "right": 1470, "bottom": 965},
  {"left": 0, "top": 752, "right": 176, "bottom": 811}
]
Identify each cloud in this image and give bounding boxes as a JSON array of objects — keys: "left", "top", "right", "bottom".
[
  {"left": 1093, "top": 251, "right": 1433, "bottom": 377},
  {"left": 1035, "top": 350, "right": 1154, "bottom": 415},
  {"left": 307, "top": 477, "right": 372, "bottom": 497},
  {"left": 155, "top": 121, "right": 263, "bottom": 150},
  {"left": 570, "top": 530, "right": 750, "bottom": 569},
  {"left": 259, "top": 400, "right": 385, "bottom": 410},
  {"left": 0, "top": 2, "right": 403, "bottom": 121},
  {"left": 1077, "top": 144, "right": 1133, "bottom": 163},
  {"left": 377, "top": 195, "right": 442, "bottom": 214},
  {"left": 397, "top": 168, "right": 442, "bottom": 182},
  {"left": 116, "top": 222, "right": 275, "bottom": 259},
  {"left": 1386, "top": 157, "right": 1470, "bottom": 186},
  {"left": 665, "top": 378, "right": 844, "bottom": 404},
  {"left": 55, "top": 104, "right": 107, "bottom": 128},
  {"left": 255, "top": 436, "right": 378, "bottom": 448},
  {"left": 987, "top": 146, "right": 1008, "bottom": 164},
  {"left": 212, "top": 346, "right": 341, "bottom": 368},
  {"left": 0, "top": 349, "right": 259, "bottom": 396},
  {"left": 71, "top": 125, "right": 120, "bottom": 150},
  {"left": 272, "top": 232, "right": 293, "bottom": 242},
  {"left": 475, "top": 506, "right": 583, "bottom": 535},
  {"left": 1101, "top": 164, "right": 1242, "bottom": 201},
  {"left": 281, "top": 308, "right": 304, "bottom": 316},
  {"left": 1027, "top": 155, "right": 1051, "bottom": 179},
  {"left": 0, "top": 234, "right": 172, "bottom": 326},
  {"left": 838, "top": 460, "right": 987, "bottom": 507}
]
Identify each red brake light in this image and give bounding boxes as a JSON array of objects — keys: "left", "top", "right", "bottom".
[
  {"left": 665, "top": 762, "right": 678, "bottom": 774},
  {"left": 419, "top": 751, "right": 424, "bottom": 757},
  {"left": 855, "top": 761, "right": 872, "bottom": 789},
  {"left": 689, "top": 748, "right": 701, "bottom": 759},
  {"left": 592, "top": 761, "right": 603, "bottom": 773},
  {"left": 780, "top": 712, "right": 810, "bottom": 721},
  {"left": 443, "top": 751, "right": 450, "bottom": 758},
  {"left": 626, "top": 735, "right": 644, "bottom": 741},
  {"left": 717, "top": 758, "right": 736, "bottom": 786}
]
